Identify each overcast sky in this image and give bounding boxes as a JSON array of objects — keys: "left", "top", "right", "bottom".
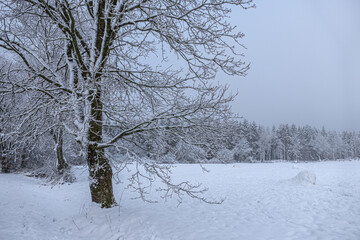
[{"left": 220, "top": 0, "right": 360, "bottom": 131}]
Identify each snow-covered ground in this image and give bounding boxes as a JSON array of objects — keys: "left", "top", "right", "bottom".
[{"left": 1, "top": 161, "right": 360, "bottom": 240}]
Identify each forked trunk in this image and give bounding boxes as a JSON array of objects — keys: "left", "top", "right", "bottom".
[{"left": 86, "top": 89, "right": 116, "bottom": 208}]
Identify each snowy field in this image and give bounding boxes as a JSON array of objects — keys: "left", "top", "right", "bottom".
[{"left": 1, "top": 161, "right": 360, "bottom": 240}]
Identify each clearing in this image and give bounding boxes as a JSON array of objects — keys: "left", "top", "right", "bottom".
[{"left": 0, "top": 161, "right": 359, "bottom": 240}]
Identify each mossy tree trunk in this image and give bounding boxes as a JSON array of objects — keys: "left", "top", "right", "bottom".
[{"left": 86, "top": 88, "right": 116, "bottom": 208}]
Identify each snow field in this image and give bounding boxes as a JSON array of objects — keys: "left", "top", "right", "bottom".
[{"left": 0, "top": 161, "right": 359, "bottom": 240}]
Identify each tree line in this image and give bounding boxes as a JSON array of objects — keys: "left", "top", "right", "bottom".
[
  {"left": 3, "top": 114, "right": 358, "bottom": 176},
  {"left": 106, "top": 119, "right": 360, "bottom": 163},
  {"left": 214, "top": 120, "right": 360, "bottom": 162}
]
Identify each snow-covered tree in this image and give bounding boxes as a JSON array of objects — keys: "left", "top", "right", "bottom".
[
  {"left": 311, "top": 131, "right": 330, "bottom": 160},
  {"left": 233, "top": 138, "right": 252, "bottom": 162},
  {"left": 327, "top": 131, "right": 345, "bottom": 160},
  {"left": 0, "top": 0, "right": 253, "bottom": 207},
  {"left": 256, "top": 126, "right": 271, "bottom": 161},
  {"left": 287, "top": 124, "right": 301, "bottom": 161},
  {"left": 298, "top": 125, "right": 317, "bottom": 161}
]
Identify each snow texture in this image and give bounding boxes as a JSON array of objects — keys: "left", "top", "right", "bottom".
[{"left": 1, "top": 161, "right": 360, "bottom": 240}]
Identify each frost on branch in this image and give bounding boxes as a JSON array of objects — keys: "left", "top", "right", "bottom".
[{"left": 112, "top": 155, "right": 224, "bottom": 206}]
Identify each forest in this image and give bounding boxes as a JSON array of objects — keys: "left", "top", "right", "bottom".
[{"left": 2, "top": 111, "right": 359, "bottom": 175}]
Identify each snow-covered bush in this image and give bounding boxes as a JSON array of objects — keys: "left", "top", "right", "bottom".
[
  {"left": 216, "top": 149, "right": 234, "bottom": 163},
  {"left": 233, "top": 138, "right": 252, "bottom": 162},
  {"left": 175, "top": 142, "right": 207, "bottom": 163}
]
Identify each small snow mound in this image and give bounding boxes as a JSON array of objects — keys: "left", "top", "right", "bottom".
[
  {"left": 292, "top": 170, "right": 316, "bottom": 185},
  {"left": 292, "top": 164, "right": 302, "bottom": 170}
]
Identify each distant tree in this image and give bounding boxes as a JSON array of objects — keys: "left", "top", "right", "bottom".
[
  {"left": 269, "top": 126, "right": 281, "bottom": 160},
  {"left": 256, "top": 126, "right": 271, "bottom": 161},
  {"left": 351, "top": 132, "right": 360, "bottom": 159},
  {"left": 298, "top": 126, "right": 317, "bottom": 161},
  {"left": 327, "top": 131, "right": 345, "bottom": 160},
  {"left": 287, "top": 124, "right": 301, "bottom": 161},
  {"left": 311, "top": 131, "right": 330, "bottom": 160},
  {"left": 248, "top": 122, "right": 260, "bottom": 159},
  {"left": 233, "top": 138, "right": 252, "bottom": 162},
  {"left": 277, "top": 124, "right": 291, "bottom": 160},
  {"left": 341, "top": 131, "right": 360, "bottom": 159}
]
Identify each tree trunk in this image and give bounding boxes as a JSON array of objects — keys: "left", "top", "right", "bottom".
[
  {"left": 56, "top": 139, "right": 67, "bottom": 173},
  {"left": 0, "top": 142, "right": 13, "bottom": 173},
  {"left": 86, "top": 89, "right": 116, "bottom": 208},
  {"left": 0, "top": 153, "right": 11, "bottom": 173},
  {"left": 52, "top": 127, "right": 68, "bottom": 174}
]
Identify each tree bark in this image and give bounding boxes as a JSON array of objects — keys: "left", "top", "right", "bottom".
[
  {"left": 0, "top": 142, "right": 13, "bottom": 173},
  {"left": 86, "top": 89, "right": 116, "bottom": 208},
  {"left": 52, "top": 127, "right": 68, "bottom": 174},
  {"left": 53, "top": 127, "right": 68, "bottom": 173},
  {"left": 0, "top": 154, "right": 11, "bottom": 173}
]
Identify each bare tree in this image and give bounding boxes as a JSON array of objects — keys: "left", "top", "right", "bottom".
[{"left": 0, "top": 0, "right": 253, "bottom": 207}]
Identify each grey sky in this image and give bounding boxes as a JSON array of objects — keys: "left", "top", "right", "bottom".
[
  {"left": 1, "top": 1, "right": 358, "bottom": 131},
  {"left": 220, "top": 0, "right": 360, "bottom": 131}
]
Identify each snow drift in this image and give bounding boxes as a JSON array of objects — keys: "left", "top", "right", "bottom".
[{"left": 291, "top": 170, "right": 316, "bottom": 185}]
